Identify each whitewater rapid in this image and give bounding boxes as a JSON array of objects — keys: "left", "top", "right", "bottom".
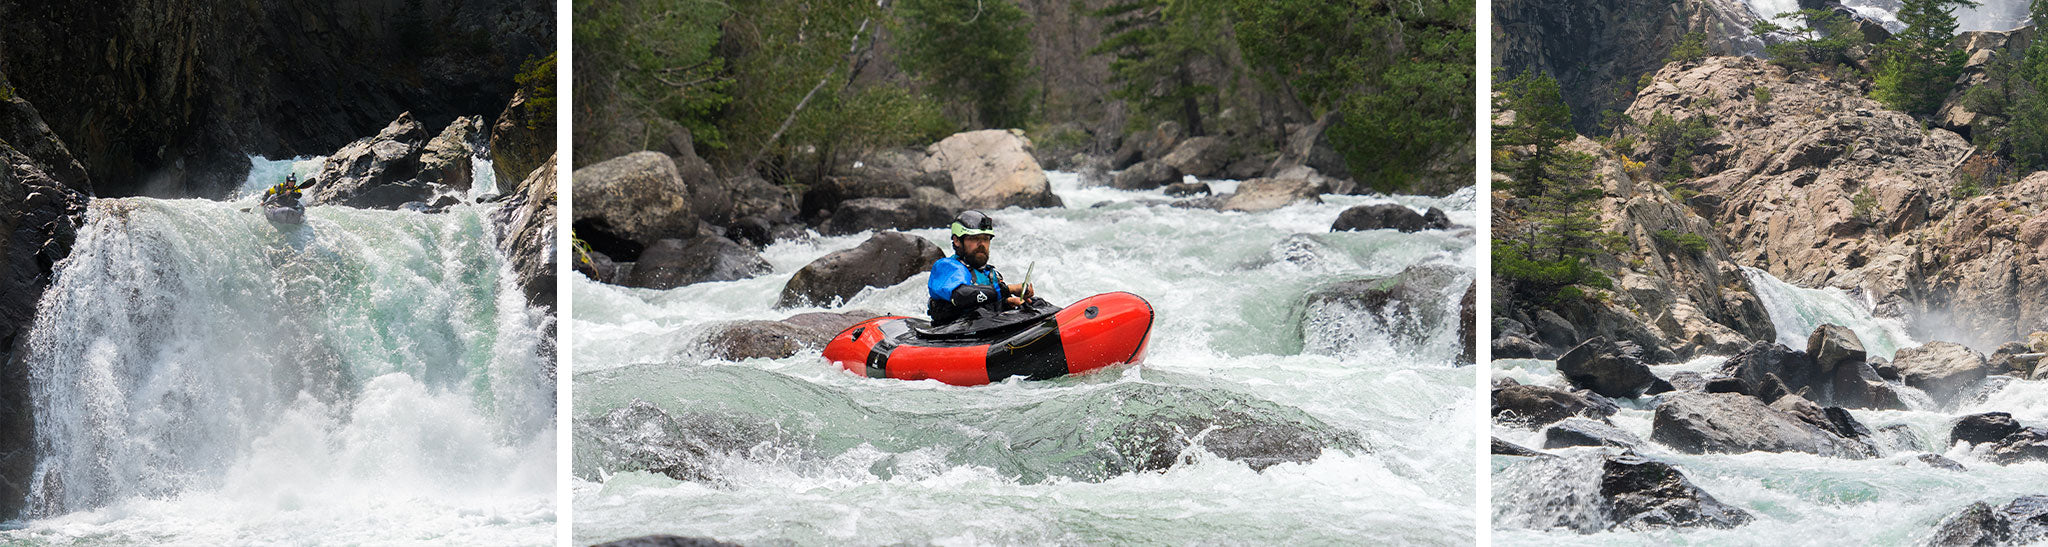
[
  {"left": 1, "top": 178, "right": 554, "bottom": 543},
  {"left": 1493, "top": 269, "right": 2048, "bottom": 544},
  {"left": 1746, "top": 0, "right": 2033, "bottom": 33},
  {"left": 572, "top": 172, "right": 1479, "bottom": 544}
]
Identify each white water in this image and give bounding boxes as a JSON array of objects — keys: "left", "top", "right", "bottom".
[
  {"left": 1742, "top": 267, "right": 1917, "bottom": 360},
  {"left": 241, "top": 154, "right": 503, "bottom": 203},
  {"left": 1746, "top": 0, "right": 2031, "bottom": 33},
  {"left": 1495, "top": 269, "right": 2048, "bottom": 544},
  {"left": 2, "top": 197, "right": 555, "bottom": 544},
  {"left": 573, "top": 172, "right": 1479, "bottom": 544}
]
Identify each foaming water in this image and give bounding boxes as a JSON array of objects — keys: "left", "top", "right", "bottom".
[
  {"left": 1745, "top": 0, "right": 2029, "bottom": 32},
  {"left": 1494, "top": 338, "right": 2048, "bottom": 543},
  {"left": 4, "top": 197, "right": 554, "bottom": 544},
  {"left": 1742, "top": 267, "right": 1916, "bottom": 359},
  {"left": 573, "top": 172, "right": 1478, "bottom": 544},
  {"left": 237, "top": 155, "right": 324, "bottom": 198}
]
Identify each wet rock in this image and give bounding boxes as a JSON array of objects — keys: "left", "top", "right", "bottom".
[
  {"left": 1493, "top": 384, "right": 1618, "bottom": 427},
  {"left": 800, "top": 173, "right": 914, "bottom": 219},
  {"left": 1601, "top": 454, "right": 1755, "bottom": 531},
  {"left": 416, "top": 116, "right": 480, "bottom": 192},
  {"left": 1297, "top": 263, "right": 1471, "bottom": 361},
  {"left": 777, "top": 231, "right": 943, "bottom": 308},
  {"left": 1988, "top": 428, "right": 2048, "bottom": 465},
  {"left": 1806, "top": 324, "right": 1866, "bottom": 374},
  {"left": 1556, "top": 337, "right": 1661, "bottom": 399},
  {"left": 1954, "top": 412, "right": 2024, "bottom": 446},
  {"left": 1331, "top": 204, "right": 1453, "bottom": 233},
  {"left": 701, "top": 311, "right": 882, "bottom": 360},
  {"left": 1894, "top": 342, "right": 1993, "bottom": 406},
  {"left": 0, "top": 88, "right": 91, "bottom": 519},
  {"left": 1915, "top": 453, "right": 1968, "bottom": 472},
  {"left": 1544, "top": 417, "right": 1644, "bottom": 449},
  {"left": 307, "top": 112, "right": 433, "bottom": 209},
  {"left": 492, "top": 154, "right": 557, "bottom": 312},
  {"left": 1532, "top": 310, "right": 1580, "bottom": 351},
  {"left": 1926, "top": 495, "right": 2048, "bottom": 547},
  {"left": 1163, "top": 181, "right": 1210, "bottom": 197},
  {"left": 920, "top": 129, "right": 1062, "bottom": 209},
  {"left": 624, "top": 236, "right": 771, "bottom": 290},
  {"left": 1159, "top": 135, "right": 1231, "bottom": 178},
  {"left": 1494, "top": 437, "right": 1548, "bottom": 457},
  {"left": 1650, "top": 392, "right": 1876, "bottom": 459},
  {"left": 574, "top": 400, "right": 783, "bottom": 483},
  {"left": 591, "top": 535, "right": 742, "bottom": 547},
  {"left": 1218, "top": 177, "right": 1323, "bottom": 212},
  {"left": 1716, "top": 341, "right": 1896, "bottom": 409},
  {"left": 1094, "top": 383, "right": 1356, "bottom": 476},
  {"left": 819, "top": 187, "right": 965, "bottom": 236},
  {"left": 573, "top": 151, "right": 700, "bottom": 245},
  {"left": 1111, "top": 160, "right": 1181, "bottom": 190},
  {"left": 493, "top": 89, "right": 554, "bottom": 190}
]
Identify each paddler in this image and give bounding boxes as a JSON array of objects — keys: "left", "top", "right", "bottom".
[{"left": 927, "top": 210, "right": 1036, "bottom": 326}]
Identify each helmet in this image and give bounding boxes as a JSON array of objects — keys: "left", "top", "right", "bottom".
[{"left": 949, "top": 210, "right": 994, "bottom": 238}]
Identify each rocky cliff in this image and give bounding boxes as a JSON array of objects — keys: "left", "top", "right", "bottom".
[
  {"left": 0, "top": 0, "right": 551, "bottom": 198},
  {"left": 1494, "top": 0, "right": 1762, "bottom": 132}
]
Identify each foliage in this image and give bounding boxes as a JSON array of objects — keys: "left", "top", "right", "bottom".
[
  {"left": 0, "top": 84, "right": 13, "bottom": 102},
  {"left": 1668, "top": 32, "right": 1710, "bottom": 64},
  {"left": 572, "top": 0, "right": 732, "bottom": 164},
  {"left": 1654, "top": 229, "right": 1711, "bottom": 254},
  {"left": 1851, "top": 188, "right": 1878, "bottom": 220},
  {"left": 894, "top": 0, "right": 1038, "bottom": 128},
  {"left": 1641, "top": 110, "right": 1719, "bottom": 180},
  {"left": 514, "top": 54, "right": 557, "bottom": 131},
  {"left": 1752, "top": 9, "right": 1865, "bottom": 70},
  {"left": 1494, "top": 70, "right": 1617, "bottom": 303},
  {"left": 1962, "top": 0, "right": 2048, "bottom": 172},
  {"left": 1092, "top": 0, "right": 1235, "bottom": 136},
  {"left": 1754, "top": 86, "right": 1773, "bottom": 107},
  {"left": 1872, "top": 0, "right": 1975, "bottom": 115},
  {"left": 1232, "top": 0, "right": 1474, "bottom": 193}
]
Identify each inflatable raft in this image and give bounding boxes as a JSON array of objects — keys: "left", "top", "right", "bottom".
[
  {"left": 823, "top": 291, "right": 1155, "bottom": 386},
  {"left": 264, "top": 204, "right": 306, "bottom": 225}
]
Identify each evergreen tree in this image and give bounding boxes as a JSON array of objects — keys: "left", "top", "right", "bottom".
[
  {"left": 1494, "top": 70, "right": 1615, "bottom": 302},
  {"left": 1495, "top": 70, "right": 1574, "bottom": 197},
  {"left": 894, "top": 0, "right": 1037, "bottom": 128},
  {"left": 1873, "top": 0, "right": 1976, "bottom": 115},
  {"left": 1090, "top": 0, "right": 1234, "bottom": 136}
]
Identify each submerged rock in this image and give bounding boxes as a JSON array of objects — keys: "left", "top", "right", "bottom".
[
  {"left": 1331, "top": 203, "right": 1453, "bottom": 233},
  {"left": 1556, "top": 337, "right": 1665, "bottom": 399},
  {"left": 1297, "top": 262, "right": 1471, "bottom": 362},
  {"left": 573, "top": 400, "right": 788, "bottom": 484},
  {"left": 592, "top": 536, "right": 743, "bottom": 547},
  {"left": 1927, "top": 495, "right": 2048, "bottom": 547},
  {"left": 777, "top": 231, "right": 943, "bottom": 308}
]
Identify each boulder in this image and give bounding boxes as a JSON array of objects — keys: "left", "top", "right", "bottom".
[
  {"left": 1953, "top": 412, "right": 2023, "bottom": 446},
  {"left": 623, "top": 236, "right": 771, "bottom": 290},
  {"left": 1493, "top": 384, "right": 1618, "bottom": 427},
  {"left": 819, "top": 187, "right": 965, "bottom": 236},
  {"left": 1297, "top": 263, "right": 1471, "bottom": 361},
  {"left": 491, "top": 154, "right": 557, "bottom": 311},
  {"left": 591, "top": 535, "right": 743, "bottom": 547},
  {"left": 1650, "top": 392, "right": 1875, "bottom": 459},
  {"left": 1163, "top": 181, "right": 1210, "bottom": 197},
  {"left": 492, "top": 87, "right": 553, "bottom": 188},
  {"left": 800, "top": 173, "right": 914, "bottom": 218},
  {"left": 1715, "top": 341, "right": 1896, "bottom": 408},
  {"left": 1600, "top": 454, "right": 1755, "bottom": 531},
  {"left": 1219, "top": 177, "right": 1323, "bottom": 213},
  {"left": 1269, "top": 110, "right": 1351, "bottom": 182},
  {"left": 1135, "top": 121, "right": 1185, "bottom": 164},
  {"left": 1331, "top": 204, "right": 1453, "bottom": 233},
  {"left": 920, "top": 129, "right": 1062, "bottom": 209},
  {"left": 1926, "top": 496, "right": 2048, "bottom": 547},
  {"left": 1159, "top": 135, "right": 1232, "bottom": 178},
  {"left": 307, "top": 112, "right": 433, "bottom": 209},
  {"left": 1893, "top": 342, "right": 1992, "bottom": 406},
  {"left": 1988, "top": 427, "right": 2048, "bottom": 465},
  {"left": 1806, "top": 324, "right": 1866, "bottom": 374},
  {"left": 417, "top": 116, "right": 480, "bottom": 192},
  {"left": 700, "top": 311, "right": 884, "bottom": 361},
  {"left": 777, "top": 231, "right": 944, "bottom": 308},
  {"left": 1494, "top": 437, "right": 1548, "bottom": 457},
  {"left": 1916, "top": 453, "right": 1969, "bottom": 472},
  {"left": 1544, "top": 417, "right": 1644, "bottom": 449},
  {"left": 1556, "top": 337, "right": 1663, "bottom": 399},
  {"left": 572, "top": 151, "right": 700, "bottom": 244},
  {"left": 1111, "top": 160, "right": 1182, "bottom": 190}
]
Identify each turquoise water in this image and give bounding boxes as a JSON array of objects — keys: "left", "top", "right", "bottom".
[{"left": 572, "top": 173, "right": 1480, "bottom": 544}]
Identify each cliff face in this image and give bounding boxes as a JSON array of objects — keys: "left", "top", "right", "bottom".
[
  {"left": 1624, "top": 55, "right": 2044, "bottom": 351},
  {"left": 0, "top": 0, "right": 552, "bottom": 198},
  {"left": 1494, "top": 0, "right": 1761, "bottom": 132}
]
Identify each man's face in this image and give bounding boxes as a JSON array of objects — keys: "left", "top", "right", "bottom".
[{"left": 955, "top": 234, "right": 992, "bottom": 267}]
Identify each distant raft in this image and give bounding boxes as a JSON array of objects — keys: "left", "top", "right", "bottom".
[
  {"left": 264, "top": 204, "right": 306, "bottom": 225},
  {"left": 823, "top": 292, "right": 1155, "bottom": 386}
]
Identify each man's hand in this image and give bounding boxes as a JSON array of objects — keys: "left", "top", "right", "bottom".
[
  {"left": 1004, "top": 295, "right": 1025, "bottom": 307},
  {"left": 1007, "top": 282, "right": 1035, "bottom": 300}
]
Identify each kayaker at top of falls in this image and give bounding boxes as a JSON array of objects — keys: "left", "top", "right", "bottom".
[
  {"left": 927, "top": 210, "right": 1036, "bottom": 326},
  {"left": 262, "top": 174, "right": 308, "bottom": 208}
]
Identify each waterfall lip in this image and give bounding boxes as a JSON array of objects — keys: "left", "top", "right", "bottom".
[{"left": 1739, "top": 266, "right": 1917, "bottom": 360}]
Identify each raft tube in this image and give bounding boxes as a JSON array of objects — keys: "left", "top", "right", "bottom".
[
  {"left": 823, "top": 291, "right": 1154, "bottom": 386},
  {"left": 265, "top": 204, "right": 306, "bottom": 225}
]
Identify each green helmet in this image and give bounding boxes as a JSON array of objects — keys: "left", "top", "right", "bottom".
[{"left": 950, "top": 210, "right": 995, "bottom": 238}]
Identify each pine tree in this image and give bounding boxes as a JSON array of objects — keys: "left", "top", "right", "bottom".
[
  {"left": 1874, "top": 0, "right": 1977, "bottom": 115},
  {"left": 1494, "top": 70, "right": 1615, "bottom": 302},
  {"left": 1090, "top": 0, "right": 1234, "bottom": 136},
  {"left": 895, "top": 0, "right": 1037, "bottom": 128}
]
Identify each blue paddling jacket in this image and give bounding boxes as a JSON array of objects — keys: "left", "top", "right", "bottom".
[{"left": 928, "top": 255, "right": 1006, "bottom": 325}]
